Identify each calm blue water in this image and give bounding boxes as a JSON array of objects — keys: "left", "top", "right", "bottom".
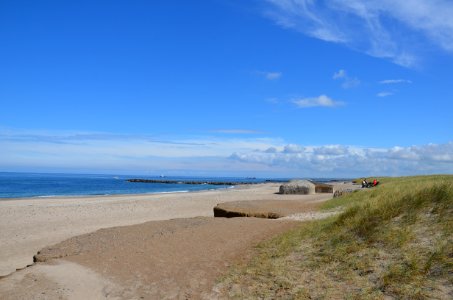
[{"left": 0, "top": 172, "right": 288, "bottom": 199}]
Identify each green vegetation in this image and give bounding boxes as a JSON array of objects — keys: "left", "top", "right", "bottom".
[{"left": 218, "top": 175, "right": 453, "bottom": 299}]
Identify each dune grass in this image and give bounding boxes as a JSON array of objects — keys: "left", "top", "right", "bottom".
[{"left": 217, "top": 175, "right": 453, "bottom": 299}]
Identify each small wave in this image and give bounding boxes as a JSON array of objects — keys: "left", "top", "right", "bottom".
[
  {"left": 37, "top": 193, "right": 111, "bottom": 198},
  {"left": 155, "top": 190, "right": 190, "bottom": 194}
]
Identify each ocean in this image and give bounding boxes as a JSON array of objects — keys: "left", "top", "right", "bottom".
[{"left": 0, "top": 172, "right": 288, "bottom": 199}]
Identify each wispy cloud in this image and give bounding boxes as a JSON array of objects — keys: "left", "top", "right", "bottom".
[
  {"left": 293, "top": 95, "right": 344, "bottom": 108},
  {"left": 333, "top": 69, "right": 346, "bottom": 80},
  {"left": 266, "top": 72, "right": 282, "bottom": 80},
  {"left": 211, "top": 129, "right": 264, "bottom": 134},
  {"left": 0, "top": 128, "right": 283, "bottom": 174},
  {"left": 379, "top": 79, "right": 412, "bottom": 84},
  {"left": 264, "top": 0, "right": 453, "bottom": 67},
  {"left": 332, "top": 69, "right": 360, "bottom": 89},
  {"left": 256, "top": 71, "right": 282, "bottom": 80},
  {"left": 377, "top": 91, "right": 393, "bottom": 97},
  {"left": 147, "top": 139, "right": 210, "bottom": 146},
  {"left": 265, "top": 97, "right": 280, "bottom": 104}
]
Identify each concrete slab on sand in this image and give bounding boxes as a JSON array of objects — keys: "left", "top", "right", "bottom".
[
  {"left": 214, "top": 182, "right": 360, "bottom": 219},
  {"left": 214, "top": 193, "right": 334, "bottom": 219}
]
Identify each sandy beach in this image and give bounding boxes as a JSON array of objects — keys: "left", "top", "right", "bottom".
[{"left": 0, "top": 182, "right": 354, "bottom": 299}]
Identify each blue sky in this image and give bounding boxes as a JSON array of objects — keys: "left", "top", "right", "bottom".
[{"left": 1, "top": 0, "right": 452, "bottom": 177}]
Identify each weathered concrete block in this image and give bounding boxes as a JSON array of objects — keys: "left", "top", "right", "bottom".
[
  {"left": 279, "top": 180, "right": 315, "bottom": 195},
  {"left": 314, "top": 183, "right": 334, "bottom": 193}
]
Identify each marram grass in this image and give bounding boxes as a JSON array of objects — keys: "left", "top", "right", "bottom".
[{"left": 217, "top": 175, "right": 453, "bottom": 299}]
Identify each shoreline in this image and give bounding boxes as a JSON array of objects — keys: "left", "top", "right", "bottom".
[
  {"left": 0, "top": 184, "right": 239, "bottom": 202},
  {"left": 0, "top": 181, "right": 357, "bottom": 298},
  {"left": 0, "top": 180, "right": 351, "bottom": 202},
  {"left": 0, "top": 182, "right": 262, "bottom": 203}
]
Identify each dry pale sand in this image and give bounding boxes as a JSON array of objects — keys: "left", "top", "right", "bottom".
[
  {"left": 1, "top": 217, "right": 298, "bottom": 299},
  {"left": 0, "top": 183, "right": 277, "bottom": 277},
  {"left": 0, "top": 181, "right": 356, "bottom": 299}
]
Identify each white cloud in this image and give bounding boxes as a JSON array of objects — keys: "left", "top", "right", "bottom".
[
  {"left": 377, "top": 91, "right": 393, "bottom": 97},
  {"left": 332, "top": 69, "right": 360, "bottom": 89},
  {"left": 283, "top": 144, "right": 305, "bottom": 153},
  {"left": 256, "top": 71, "right": 282, "bottom": 80},
  {"left": 1, "top": 128, "right": 451, "bottom": 177},
  {"left": 333, "top": 69, "right": 346, "bottom": 79},
  {"left": 293, "top": 95, "right": 344, "bottom": 108},
  {"left": 341, "top": 78, "right": 360, "bottom": 89},
  {"left": 264, "top": 0, "right": 453, "bottom": 67},
  {"left": 379, "top": 79, "right": 412, "bottom": 84},
  {"left": 266, "top": 72, "right": 282, "bottom": 80},
  {"left": 230, "top": 142, "right": 453, "bottom": 176}
]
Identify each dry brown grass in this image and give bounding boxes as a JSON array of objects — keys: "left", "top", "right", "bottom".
[{"left": 216, "top": 175, "right": 453, "bottom": 299}]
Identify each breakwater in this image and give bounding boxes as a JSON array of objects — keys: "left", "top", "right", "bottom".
[{"left": 126, "top": 179, "right": 282, "bottom": 186}]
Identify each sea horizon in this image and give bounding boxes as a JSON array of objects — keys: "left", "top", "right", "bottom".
[{"left": 0, "top": 171, "right": 351, "bottom": 199}]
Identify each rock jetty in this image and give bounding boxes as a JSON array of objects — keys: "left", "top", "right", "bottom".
[{"left": 126, "top": 179, "right": 273, "bottom": 186}]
